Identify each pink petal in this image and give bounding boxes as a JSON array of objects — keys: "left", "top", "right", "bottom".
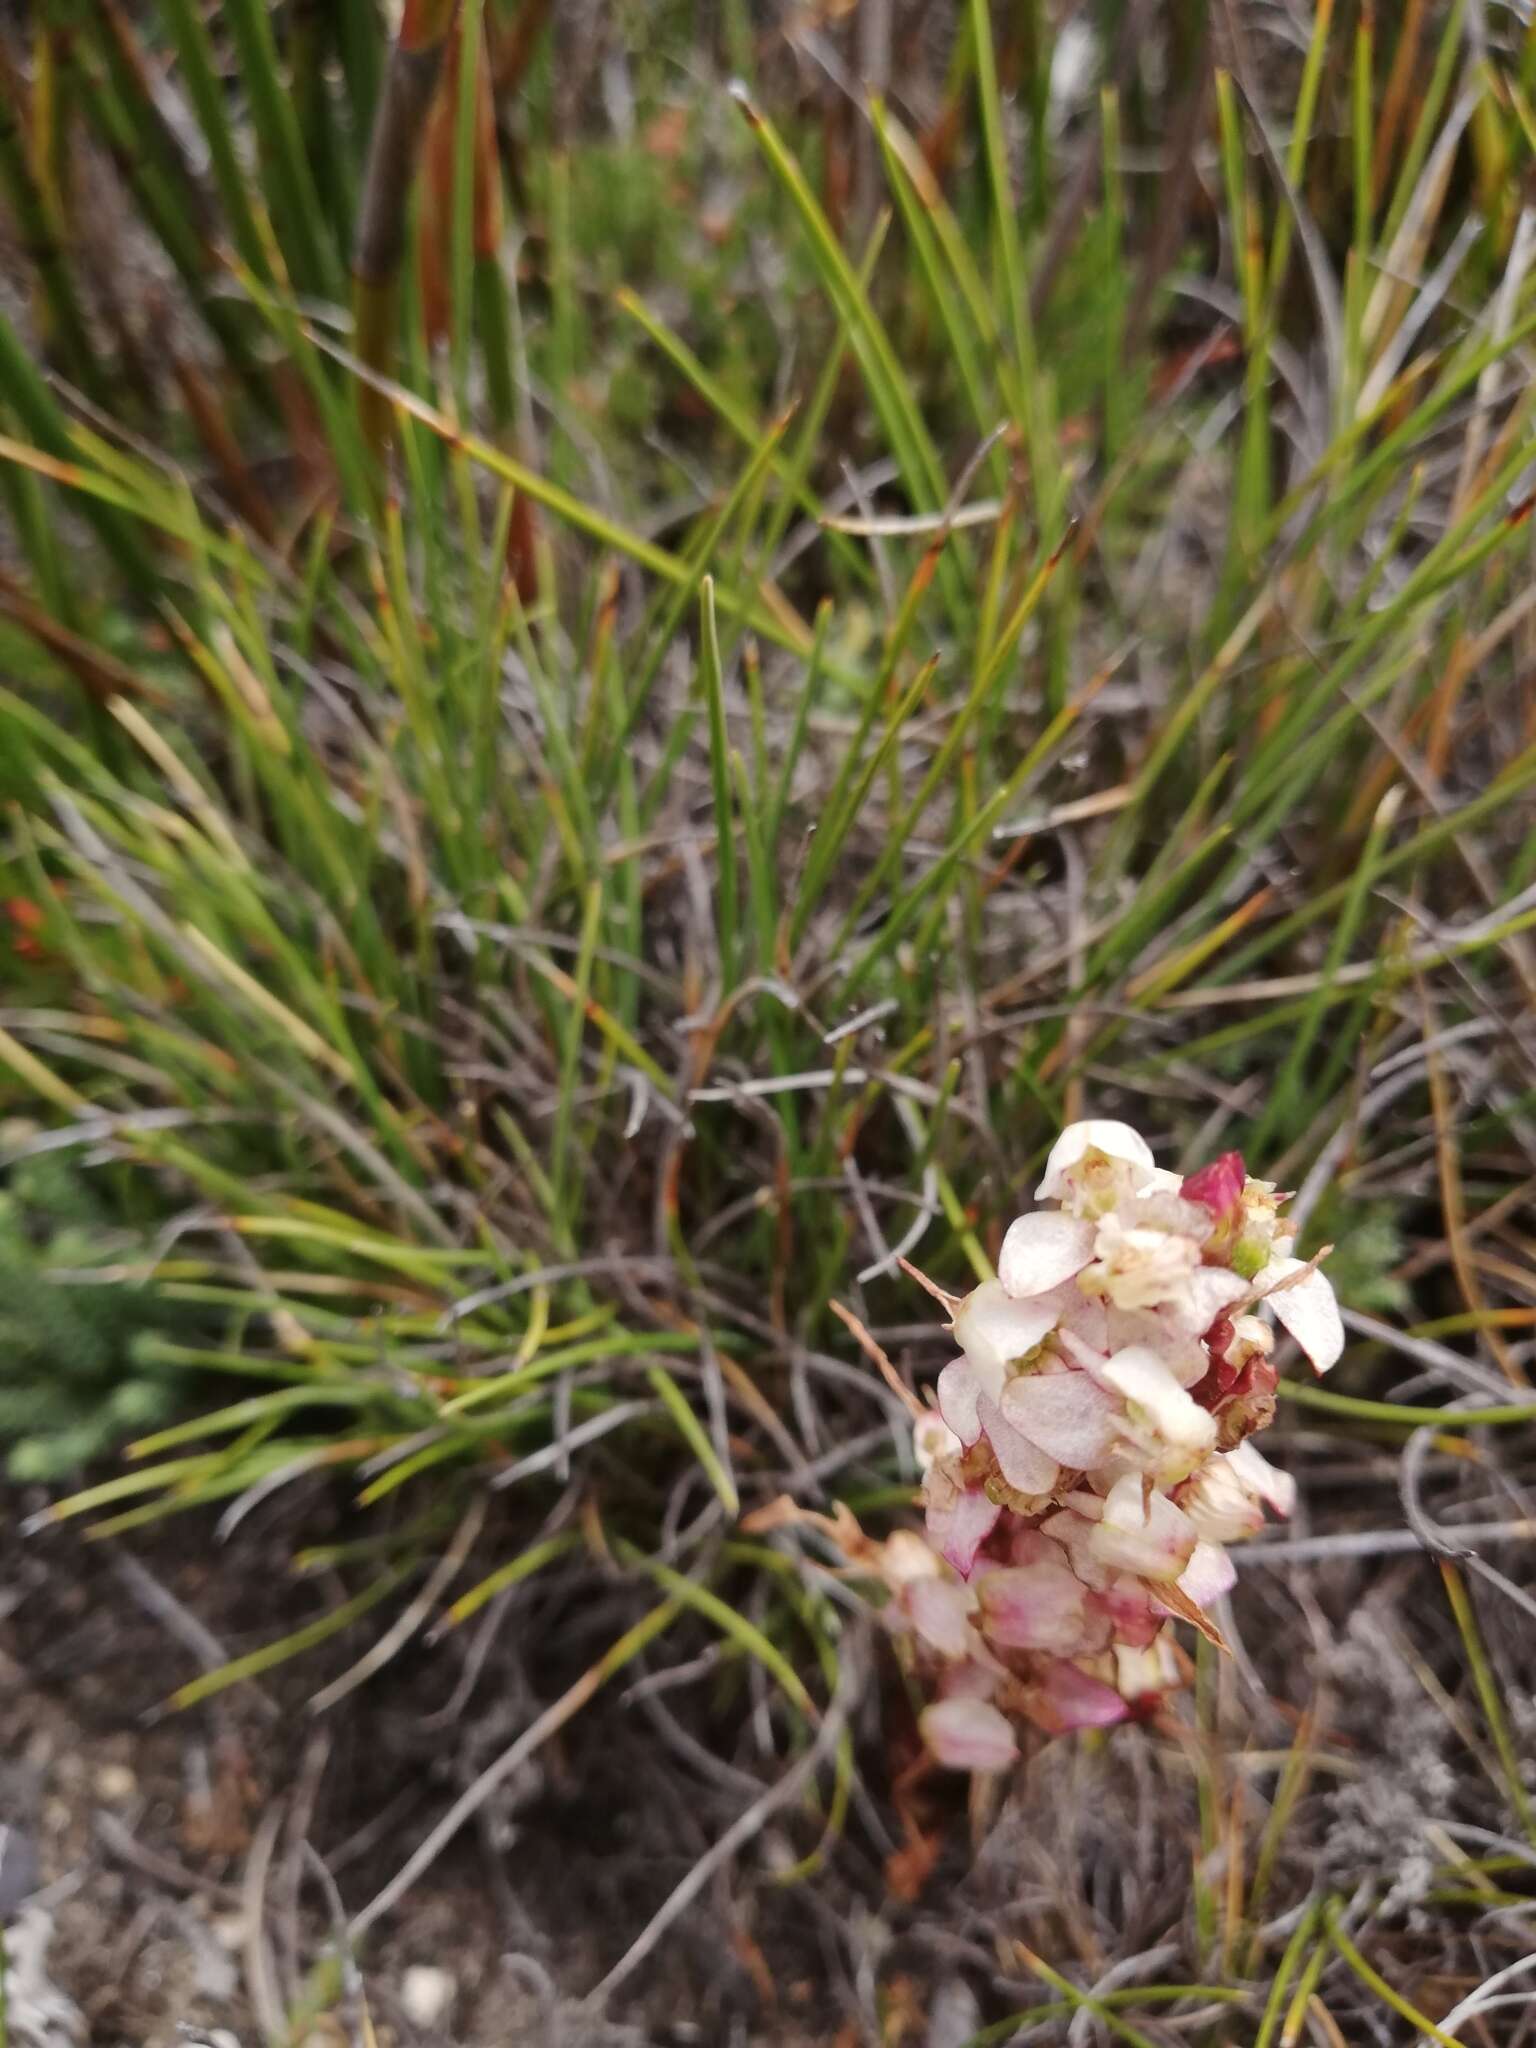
[
  {"left": 938, "top": 1658, "right": 998, "bottom": 1701},
  {"left": 904, "top": 1577, "right": 978, "bottom": 1659},
  {"left": 920, "top": 1696, "right": 1019, "bottom": 1772},
  {"left": 1036, "top": 1120, "right": 1155, "bottom": 1200},
  {"left": 936, "top": 1358, "right": 985, "bottom": 1446},
  {"left": 999, "top": 1211, "right": 1097, "bottom": 1299},
  {"left": 1086, "top": 1574, "right": 1163, "bottom": 1649},
  {"left": 1172, "top": 1540, "right": 1236, "bottom": 1609},
  {"left": 1039, "top": 1505, "right": 1110, "bottom": 1591},
  {"left": 976, "top": 1393, "right": 1059, "bottom": 1496},
  {"left": 1029, "top": 1659, "right": 1131, "bottom": 1733},
  {"left": 1257, "top": 1257, "right": 1344, "bottom": 1373},
  {"left": 1006, "top": 1526, "right": 1059, "bottom": 1569},
  {"left": 926, "top": 1483, "right": 1002, "bottom": 1578},
  {"left": 976, "top": 1560, "right": 1091, "bottom": 1655},
  {"left": 1000, "top": 1368, "right": 1122, "bottom": 1470},
  {"left": 1181, "top": 1151, "right": 1246, "bottom": 1219}
]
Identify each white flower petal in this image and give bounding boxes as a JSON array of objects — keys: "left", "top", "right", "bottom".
[
  {"left": 881, "top": 1530, "right": 943, "bottom": 1587},
  {"left": 1087, "top": 1473, "right": 1198, "bottom": 1581},
  {"left": 936, "top": 1359, "right": 985, "bottom": 1446},
  {"left": 1114, "top": 1638, "right": 1179, "bottom": 1700},
  {"left": 976, "top": 1393, "right": 1059, "bottom": 1496},
  {"left": 1051, "top": 1286, "right": 1111, "bottom": 1355},
  {"left": 949, "top": 1282, "right": 1059, "bottom": 1394},
  {"left": 913, "top": 1408, "right": 963, "bottom": 1472},
  {"left": 1126, "top": 1188, "right": 1216, "bottom": 1240},
  {"left": 1178, "top": 1267, "right": 1252, "bottom": 1333},
  {"left": 904, "top": 1577, "right": 978, "bottom": 1659},
  {"left": 1257, "top": 1257, "right": 1344, "bottom": 1374},
  {"left": 1099, "top": 1345, "right": 1217, "bottom": 1456},
  {"left": 1057, "top": 1322, "right": 1110, "bottom": 1372},
  {"left": 1036, "top": 1119, "right": 1156, "bottom": 1200},
  {"left": 1106, "top": 1305, "right": 1210, "bottom": 1385},
  {"left": 920, "top": 1696, "right": 1019, "bottom": 1772},
  {"left": 1225, "top": 1440, "right": 1296, "bottom": 1518},
  {"left": 999, "top": 1211, "right": 1097, "bottom": 1298},
  {"left": 1000, "top": 1369, "right": 1122, "bottom": 1470},
  {"left": 1175, "top": 1540, "right": 1236, "bottom": 1609},
  {"left": 1177, "top": 1457, "right": 1265, "bottom": 1543},
  {"left": 1085, "top": 1215, "right": 1201, "bottom": 1310}
]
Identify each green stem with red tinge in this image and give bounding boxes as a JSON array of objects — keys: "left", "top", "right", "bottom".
[{"left": 352, "top": 0, "right": 461, "bottom": 463}]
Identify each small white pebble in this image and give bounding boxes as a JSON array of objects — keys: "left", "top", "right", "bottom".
[
  {"left": 93, "top": 1763, "right": 137, "bottom": 1803},
  {"left": 210, "top": 1913, "right": 247, "bottom": 1951},
  {"left": 400, "top": 1964, "right": 456, "bottom": 2028}
]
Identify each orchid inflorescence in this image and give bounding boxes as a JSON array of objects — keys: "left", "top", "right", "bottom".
[{"left": 754, "top": 1120, "right": 1343, "bottom": 1773}]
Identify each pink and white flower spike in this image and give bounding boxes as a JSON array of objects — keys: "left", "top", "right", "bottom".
[{"left": 746, "top": 1119, "right": 1343, "bottom": 1773}]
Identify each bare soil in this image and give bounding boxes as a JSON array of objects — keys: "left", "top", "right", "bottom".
[
  {"left": 1, "top": 1498, "right": 866, "bottom": 2047},
  {"left": 7, "top": 1470, "right": 1536, "bottom": 2047}
]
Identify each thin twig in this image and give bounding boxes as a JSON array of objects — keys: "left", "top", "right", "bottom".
[
  {"left": 308, "top": 1495, "right": 486, "bottom": 1713},
  {"left": 585, "top": 1634, "right": 864, "bottom": 2005},
  {"left": 348, "top": 1597, "right": 683, "bottom": 1940}
]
